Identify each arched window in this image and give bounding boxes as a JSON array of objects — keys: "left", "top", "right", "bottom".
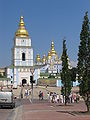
[{"left": 22, "top": 52, "right": 25, "bottom": 61}]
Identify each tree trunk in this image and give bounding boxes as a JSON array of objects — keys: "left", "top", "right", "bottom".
[
  {"left": 86, "top": 101, "right": 90, "bottom": 112},
  {"left": 87, "top": 105, "right": 90, "bottom": 112},
  {"left": 85, "top": 94, "right": 90, "bottom": 112}
]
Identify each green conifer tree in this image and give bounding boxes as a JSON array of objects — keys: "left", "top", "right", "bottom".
[
  {"left": 77, "top": 11, "right": 90, "bottom": 112},
  {"left": 61, "top": 39, "right": 72, "bottom": 105}
]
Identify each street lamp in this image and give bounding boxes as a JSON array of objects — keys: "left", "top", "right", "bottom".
[
  {"left": 7, "top": 79, "right": 8, "bottom": 88},
  {"left": 11, "top": 76, "right": 13, "bottom": 89},
  {"left": 30, "top": 68, "right": 35, "bottom": 103}
]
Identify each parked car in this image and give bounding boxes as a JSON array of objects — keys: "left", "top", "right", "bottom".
[{"left": 0, "top": 90, "right": 15, "bottom": 108}]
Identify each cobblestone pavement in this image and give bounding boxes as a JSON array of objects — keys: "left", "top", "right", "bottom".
[{"left": 21, "top": 100, "right": 90, "bottom": 120}]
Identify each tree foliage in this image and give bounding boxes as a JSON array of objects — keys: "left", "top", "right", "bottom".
[
  {"left": 61, "top": 39, "right": 72, "bottom": 105},
  {"left": 77, "top": 11, "right": 90, "bottom": 111},
  {"left": 70, "top": 67, "right": 77, "bottom": 82}
]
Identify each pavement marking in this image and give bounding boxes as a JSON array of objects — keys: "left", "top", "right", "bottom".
[
  {"left": 29, "top": 98, "right": 32, "bottom": 103},
  {"left": 16, "top": 106, "right": 22, "bottom": 120},
  {"left": 50, "top": 105, "right": 54, "bottom": 107},
  {"left": 7, "top": 107, "right": 18, "bottom": 120},
  {"left": 56, "top": 111, "right": 76, "bottom": 116},
  {"left": 24, "top": 109, "right": 60, "bottom": 113},
  {"left": 7, "top": 105, "right": 23, "bottom": 120}
]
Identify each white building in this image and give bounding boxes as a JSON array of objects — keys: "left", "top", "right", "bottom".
[
  {"left": 6, "top": 16, "right": 78, "bottom": 87},
  {"left": 7, "top": 16, "right": 33, "bottom": 87}
]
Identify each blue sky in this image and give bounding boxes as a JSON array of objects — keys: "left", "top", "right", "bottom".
[{"left": 0, "top": 0, "right": 90, "bottom": 67}]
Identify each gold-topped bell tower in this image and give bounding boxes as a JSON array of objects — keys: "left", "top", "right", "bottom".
[{"left": 15, "top": 16, "right": 29, "bottom": 38}]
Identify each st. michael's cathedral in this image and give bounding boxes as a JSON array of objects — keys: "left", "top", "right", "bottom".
[{"left": 7, "top": 16, "right": 78, "bottom": 87}]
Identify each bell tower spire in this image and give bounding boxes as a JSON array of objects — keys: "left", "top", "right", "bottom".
[
  {"left": 15, "top": 16, "right": 29, "bottom": 38},
  {"left": 51, "top": 40, "right": 56, "bottom": 56},
  {"left": 19, "top": 16, "right": 25, "bottom": 29}
]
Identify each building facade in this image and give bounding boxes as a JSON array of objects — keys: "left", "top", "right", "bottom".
[{"left": 7, "top": 16, "right": 33, "bottom": 87}]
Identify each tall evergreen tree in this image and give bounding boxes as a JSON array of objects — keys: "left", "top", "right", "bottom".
[
  {"left": 77, "top": 11, "right": 90, "bottom": 112},
  {"left": 61, "top": 39, "right": 72, "bottom": 105},
  {"left": 70, "top": 67, "right": 77, "bottom": 82}
]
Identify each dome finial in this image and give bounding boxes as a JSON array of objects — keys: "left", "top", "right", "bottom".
[
  {"left": 15, "top": 16, "right": 29, "bottom": 38},
  {"left": 51, "top": 40, "right": 54, "bottom": 50},
  {"left": 19, "top": 16, "right": 25, "bottom": 28},
  {"left": 51, "top": 40, "right": 56, "bottom": 55}
]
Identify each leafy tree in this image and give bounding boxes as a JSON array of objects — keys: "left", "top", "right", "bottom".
[
  {"left": 77, "top": 11, "right": 90, "bottom": 112},
  {"left": 61, "top": 39, "right": 72, "bottom": 105}
]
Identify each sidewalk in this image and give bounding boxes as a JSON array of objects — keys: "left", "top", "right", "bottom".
[{"left": 20, "top": 100, "right": 90, "bottom": 120}]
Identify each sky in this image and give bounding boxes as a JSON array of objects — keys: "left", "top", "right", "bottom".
[{"left": 0, "top": 0, "right": 90, "bottom": 67}]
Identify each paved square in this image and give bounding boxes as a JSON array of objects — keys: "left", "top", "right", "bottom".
[{"left": 22, "top": 101, "right": 90, "bottom": 120}]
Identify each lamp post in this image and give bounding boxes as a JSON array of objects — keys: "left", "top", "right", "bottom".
[
  {"left": 30, "top": 68, "right": 35, "bottom": 103},
  {"left": 11, "top": 76, "right": 13, "bottom": 89},
  {"left": 7, "top": 79, "right": 8, "bottom": 88}
]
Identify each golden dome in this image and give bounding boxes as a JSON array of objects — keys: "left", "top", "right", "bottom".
[
  {"left": 42, "top": 54, "right": 46, "bottom": 63},
  {"left": 36, "top": 54, "right": 41, "bottom": 63},
  {"left": 15, "top": 16, "right": 29, "bottom": 38},
  {"left": 47, "top": 51, "right": 51, "bottom": 60},
  {"left": 50, "top": 41, "right": 56, "bottom": 56}
]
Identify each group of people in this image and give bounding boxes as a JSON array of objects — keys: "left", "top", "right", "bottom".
[
  {"left": 47, "top": 92, "right": 59, "bottom": 103},
  {"left": 39, "top": 91, "right": 43, "bottom": 100},
  {"left": 47, "top": 92, "right": 80, "bottom": 103},
  {"left": 23, "top": 87, "right": 80, "bottom": 104},
  {"left": 69, "top": 92, "right": 80, "bottom": 103}
]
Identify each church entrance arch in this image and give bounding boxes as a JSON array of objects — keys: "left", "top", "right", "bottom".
[{"left": 22, "top": 79, "right": 27, "bottom": 86}]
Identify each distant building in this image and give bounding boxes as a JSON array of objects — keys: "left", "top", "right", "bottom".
[
  {"left": 0, "top": 68, "right": 6, "bottom": 77},
  {"left": 34, "top": 40, "right": 79, "bottom": 87},
  {"left": 35, "top": 41, "right": 72, "bottom": 76}
]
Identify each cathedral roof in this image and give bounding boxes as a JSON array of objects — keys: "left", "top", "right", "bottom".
[
  {"left": 47, "top": 51, "right": 51, "bottom": 60},
  {"left": 36, "top": 54, "right": 41, "bottom": 63},
  {"left": 15, "top": 16, "right": 29, "bottom": 38}
]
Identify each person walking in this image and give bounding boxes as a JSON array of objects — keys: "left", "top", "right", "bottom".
[
  {"left": 41, "top": 92, "right": 43, "bottom": 100},
  {"left": 39, "top": 91, "right": 42, "bottom": 100},
  {"left": 57, "top": 94, "right": 59, "bottom": 103}
]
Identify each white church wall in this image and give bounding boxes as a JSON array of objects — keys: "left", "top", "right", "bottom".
[
  {"left": 15, "top": 38, "right": 31, "bottom": 47},
  {"left": 14, "top": 47, "right": 33, "bottom": 66},
  {"left": 18, "top": 70, "right": 32, "bottom": 85}
]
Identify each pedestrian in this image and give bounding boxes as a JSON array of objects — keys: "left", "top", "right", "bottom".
[
  {"left": 50, "top": 94, "right": 53, "bottom": 103},
  {"left": 39, "top": 91, "right": 42, "bottom": 100},
  {"left": 25, "top": 88, "right": 28, "bottom": 98},
  {"left": 47, "top": 92, "right": 50, "bottom": 102},
  {"left": 57, "top": 94, "right": 59, "bottom": 103},
  {"left": 41, "top": 92, "right": 43, "bottom": 100}
]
